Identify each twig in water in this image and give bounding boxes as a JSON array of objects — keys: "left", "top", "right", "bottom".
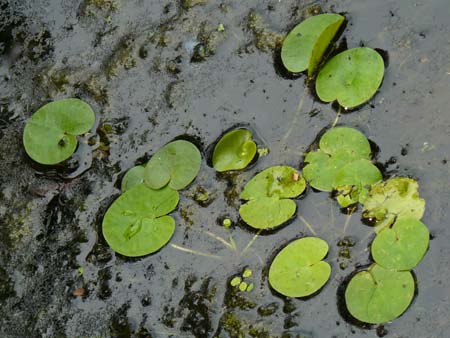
[
  {"left": 170, "top": 244, "right": 223, "bottom": 260},
  {"left": 298, "top": 215, "right": 317, "bottom": 236}
]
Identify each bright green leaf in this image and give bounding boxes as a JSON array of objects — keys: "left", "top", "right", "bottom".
[
  {"left": 212, "top": 129, "right": 257, "bottom": 172},
  {"left": 241, "top": 166, "right": 306, "bottom": 200},
  {"left": 240, "top": 197, "right": 297, "bottom": 230},
  {"left": 239, "top": 166, "right": 306, "bottom": 229},
  {"left": 316, "top": 47, "right": 385, "bottom": 108},
  {"left": 303, "top": 127, "right": 372, "bottom": 192},
  {"left": 102, "top": 183, "right": 179, "bottom": 257},
  {"left": 269, "top": 237, "right": 331, "bottom": 297},
  {"left": 319, "top": 127, "right": 371, "bottom": 159},
  {"left": 345, "top": 264, "right": 415, "bottom": 324},
  {"left": 281, "top": 13, "right": 345, "bottom": 75},
  {"left": 121, "top": 165, "right": 145, "bottom": 192},
  {"left": 333, "top": 159, "right": 382, "bottom": 207},
  {"left": 372, "top": 217, "right": 429, "bottom": 271},
  {"left": 144, "top": 140, "right": 201, "bottom": 190},
  {"left": 23, "top": 98, "right": 95, "bottom": 165},
  {"left": 362, "top": 177, "right": 426, "bottom": 226}
]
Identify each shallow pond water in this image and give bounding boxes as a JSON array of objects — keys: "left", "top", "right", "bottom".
[{"left": 1, "top": 0, "right": 450, "bottom": 337}]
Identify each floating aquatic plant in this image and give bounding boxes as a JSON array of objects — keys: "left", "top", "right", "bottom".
[
  {"left": 121, "top": 165, "right": 145, "bottom": 192},
  {"left": 269, "top": 237, "right": 331, "bottom": 297},
  {"left": 316, "top": 47, "right": 385, "bottom": 108},
  {"left": 362, "top": 177, "right": 425, "bottom": 226},
  {"left": 371, "top": 217, "right": 429, "bottom": 270},
  {"left": 144, "top": 140, "right": 201, "bottom": 190},
  {"left": 212, "top": 129, "right": 257, "bottom": 172},
  {"left": 302, "top": 127, "right": 381, "bottom": 206},
  {"left": 23, "top": 98, "right": 95, "bottom": 165},
  {"left": 239, "top": 166, "right": 306, "bottom": 229},
  {"left": 281, "top": 13, "right": 345, "bottom": 75},
  {"left": 345, "top": 264, "right": 415, "bottom": 323},
  {"left": 102, "top": 183, "right": 179, "bottom": 257}
]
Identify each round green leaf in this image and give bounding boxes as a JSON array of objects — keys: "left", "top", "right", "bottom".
[
  {"left": 372, "top": 217, "right": 429, "bottom": 271},
  {"left": 281, "top": 13, "right": 345, "bottom": 75},
  {"left": 121, "top": 165, "right": 145, "bottom": 192},
  {"left": 239, "top": 197, "right": 297, "bottom": 230},
  {"left": 240, "top": 166, "right": 306, "bottom": 200},
  {"left": 319, "top": 127, "right": 371, "bottom": 159},
  {"left": 333, "top": 159, "right": 382, "bottom": 207},
  {"left": 316, "top": 47, "right": 385, "bottom": 108},
  {"left": 269, "top": 237, "right": 331, "bottom": 297},
  {"left": 102, "top": 183, "right": 179, "bottom": 257},
  {"left": 362, "top": 177, "right": 426, "bottom": 226},
  {"left": 144, "top": 140, "right": 201, "bottom": 190},
  {"left": 303, "top": 149, "right": 356, "bottom": 192},
  {"left": 23, "top": 98, "right": 95, "bottom": 165},
  {"left": 345, "top": 264, "right": 415, "bottom": 324},
  {"left": 212, "top": 129, "right": 257, "bottom": 172}
]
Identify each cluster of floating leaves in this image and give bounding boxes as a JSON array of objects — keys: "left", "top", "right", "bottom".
[{"left": 21, "top": 12, "right": 428, "bottom": 328}]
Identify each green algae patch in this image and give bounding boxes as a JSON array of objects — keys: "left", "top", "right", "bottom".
[
  {"left": 281, "top": 13, "right": 345, "bottom": 75},
  {"left": 102, "top": 183, "right": 179, "bottom": 257},
  {"left": 213, "top": 129, "right": 257, "bottom": 172},
  {"left": 144, "top": 140, "right": 201, "bottom": 190},
  {"left": 345, "top": 264, "right": 415, "bottom": 324},
  {"left": 23, "top": 98, "right": 95, "bottom": 165},
  {"left": 316, "top": 47, "right": 385, "bottom": 108},
  {"left": 269, "top": 237, "right": 331, "bottom": 297}
]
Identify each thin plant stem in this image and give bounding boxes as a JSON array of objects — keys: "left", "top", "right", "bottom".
[
  {"left": 342, "top": 207, "right": 357, "bottom": 234},
  {"left": 282, "top": 87, "right": 308, "bottom": 144},
  {"left": 298, "top": 215, "right": 317, "bottom": 236},
  {"left": 332, "top": 105, "right": 342, "bottom": 128},
  {"left": 170, "top": 244, "right": 223, "bottom": 260},
  {"left": 204, "top": 230, "right": 235, "bottom": 250},
  {"left": 241, "top": 229, "right": 263, "bottom": 256}
]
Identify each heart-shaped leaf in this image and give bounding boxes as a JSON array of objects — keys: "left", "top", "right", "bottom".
[
  {"left": 362, "top": 177, "right": 425, "bottom": 226},
  {"left": 102, "top": 183, "right": 179, "bottom": 257},
  {"left": 212, "top": 129, "right": 257, "bottom": 172},
  {"left": 269, "top": 237, "right": 331, "bottom": 297},
  {"left": 316, "top": 47, "right": 385, "bottom": 108},
  {"left": 144, "top": 140, "right": 201, "bottom": 190},
  {"left": 345, "top": 264, "right": 415, "bottom": 324},
  {"left": 239, "top": 166, "right": 306, "bottom": 229},
  {"left": 23, "top": 98, "right": 95, "bottom": 165},
  {"left": 121, "top": 165, "right": 145, "bottom": 192},
  {"left": 281, "top": 13, "right": 345, "bottom": 75},
  {"left": 303, "top": 127, "right": 373, "bottom": 192},
  {"left": 333, "top": 159, "right": 382, "bottom": 207},
  {"left": 371, "top": 217, "right": 429, "bottom": 270}
]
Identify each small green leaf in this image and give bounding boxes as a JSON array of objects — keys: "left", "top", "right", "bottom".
[
  {"left": 121, "top": 165, "right": 145, "bottom": 192},
  {"left": 230, "top": 276, "right": 241, "bottom": 286},
  {"left": 303, "top": 127, "right": 373, "bottom": 192},
  {"left": 362, "top": 177, "right": 426, "bottom": 226},
  {"left": 240, "top": 197, "right": 297, "bottom": 230},
  {"left": 23, "top": 98, "right": 95, "bottom": 165},
  {"left": 319, "top": 127, "right": 371, "bottom": 159},
  {"left": 241, "top": 166, "right": 306, "bottom": 200},
  {"left": 102, "top": 183, "right": 179, "bottom": 257},
  {"left": 345, "top": 264, "right": 415, "bottom": 324},
  {"left": 239, "top": 166, "right": 306, "bottom": 229},
  {"left": 316, "top": 47, "right": 385, "bottom": 108},
  {"left": 243, "top": 268, "right": 252, "bottom": 278},
  {"left": 239, "top": 281, "right": 248, "bottom": 292},
  {"left": 333, "top": 159, "right": 382, "bottom": 207},
  {"left": 269, "top": 237, "right": 331, "bottom": 297},
  {"left": 213, "top": 129, "right": 257, "bottom": 172},
  {"left": 371, "top": 217, "right": 429, "bottom": 270},
  {"left": 144, "top": 140, "right": 201, "bottom": 190},
  {"left": 222, "top": 218, "right": 232, "bottom": 227},
  {"left": 281, "top": 13, "right": 345, "bottom": 75},
  {"left": 246, "top": 283, "right": 254, "bottom": 292}
]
